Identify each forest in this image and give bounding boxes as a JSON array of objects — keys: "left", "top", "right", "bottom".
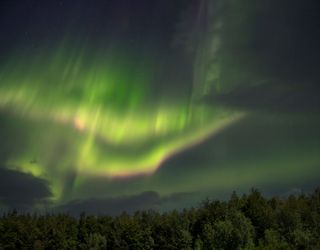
[{"left": 0, "top": 188, "right": 319, "bottom": 249}]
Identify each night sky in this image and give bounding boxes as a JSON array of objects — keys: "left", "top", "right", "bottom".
[{"left": 0, "top": 0, "right": 320, "bottom": 214}]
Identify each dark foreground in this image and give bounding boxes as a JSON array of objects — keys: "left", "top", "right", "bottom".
[{"left": 1, "top": 188, "right": 319, "bottom": 249}]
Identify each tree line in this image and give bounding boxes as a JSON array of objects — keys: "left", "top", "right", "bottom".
[{"left": 0, "top": 188, "right": 319, "bottom": 249}]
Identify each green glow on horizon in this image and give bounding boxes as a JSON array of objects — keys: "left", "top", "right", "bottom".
[{"left": 0, "top": 44, "right": 243, "bottom": 201}]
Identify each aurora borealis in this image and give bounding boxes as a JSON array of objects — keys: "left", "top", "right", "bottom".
[
  {"left": 0, "top": 41, "right": 243, "bottom": 202},
  {"left": 0, "top": 0, "right": 320, "bottom": 213}
]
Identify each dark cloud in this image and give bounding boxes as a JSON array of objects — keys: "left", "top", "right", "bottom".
[
  {"left": 0, "top": 168, "right": 52, "bottom": 208},
  {"left": 58, "top": 191, "right": 194, "bottom": 216},
  {"left": 204, "top": 82, "right": 320, "bottom": 113}
]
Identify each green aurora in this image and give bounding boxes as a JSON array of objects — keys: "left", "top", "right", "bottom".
[{"left": 0, "top": 43, "right": 242, "bottom": 201}]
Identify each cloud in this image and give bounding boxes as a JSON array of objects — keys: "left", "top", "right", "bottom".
[
  {"left": 0, "top": 168, "right": 52, "bottom": 208},
  {"left": 58, "top": 191, "right": 194, "bottom": 216},
  {"left": 204, "top": 82, "right": 320, "bottom": 113}
]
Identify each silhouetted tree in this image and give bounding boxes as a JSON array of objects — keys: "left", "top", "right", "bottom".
[{"left": 0, "top": 187, "right": 320, "bottom": 249}]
